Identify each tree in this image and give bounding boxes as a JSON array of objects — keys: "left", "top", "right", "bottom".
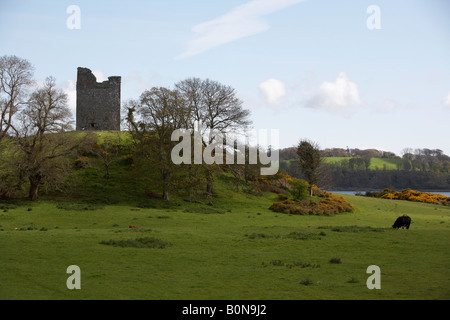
[
  {"left": 0, "top": 55, "right": 34, "bottom": 142},
  {"left": 0, "top": 139, "right": 25, "bottom": 199},
  {"left": 296, "top": 139, "right": 324, "bottom": 196},
  {"left": 402, "top": 158, "right": 412, "bottom": 171},
  {"left": 175, "top": 78, "right": 251, "bottom": 195},
  {"left": 86, "top": 132, "right": 123, "bottom": 180},
  {"left": 363, "top": 157, "right": 371, "bottom": 170},
  {"left": 13, "top": 76, "right": 76, "bottom": 200},
  {"left": 127, "top": 87, "right": 189, "bottom": 201}
]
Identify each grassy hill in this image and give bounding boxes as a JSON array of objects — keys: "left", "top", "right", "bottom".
[
  {"left": 0, "top": 132, "right": 449, "bottom": 300},
  {"left": 282, "top": 157, "right": 402, "bottom": 173},
  {"left": 324, "top": 157, "right": 403, "bottom": 170}
]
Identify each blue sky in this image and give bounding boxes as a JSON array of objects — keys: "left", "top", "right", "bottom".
[{"left": 1, "top": 0, "right": 449, "bottom": 155}]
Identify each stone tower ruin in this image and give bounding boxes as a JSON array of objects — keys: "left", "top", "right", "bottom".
[{"left": 76, "top": 67, "right": 121, "bottom": 131}]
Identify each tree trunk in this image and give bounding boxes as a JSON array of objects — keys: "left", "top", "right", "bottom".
[
  {"left": 161, "top": 169, "right": 170, "bottom": 201},
  {"left": 104, "top": 164, "right": 110, "bottom": 180},
  {"left": 29, "top": 176, "right": 40, "bottom": 201},
  {"left": 205, "top": 170, "right": 214, "bottom": 196}
]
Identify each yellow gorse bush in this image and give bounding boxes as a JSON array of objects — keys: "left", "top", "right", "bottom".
[
  {"left": 269, "top": 187, "right": 354, "bottom": 215},
  {"left": 369, "top": 188, "right": 449, "bottom": 206}
]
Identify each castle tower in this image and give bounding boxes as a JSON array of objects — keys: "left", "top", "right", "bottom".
[{"left": 76, "top": 67, "right": 121, "bottom": 131}]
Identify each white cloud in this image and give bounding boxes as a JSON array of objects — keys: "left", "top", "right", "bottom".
[
  {"left": 126, "top": 71, "right": 149, "bottom": 93},
  {"left": 92, "top": 69, "right": 108, "bottom": 82},
  {"left": 259, "top": 78, "right": 286, "bottom": 105},
  {"left": 175, "top": 0, "right": 306, "bottom": 59},
  {"left": 443, "top": 91, "right": 450, "bottom": 108},
  {"left": 60, "top": 79, "right": 76, "bottom": 118},
  {"left": 306, "top": 72, "right": 361, "bottom": 111}
]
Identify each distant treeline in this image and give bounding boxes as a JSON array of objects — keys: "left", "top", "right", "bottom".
[{"left": 279, "top": 147, "right": 450, "bottom": 190}]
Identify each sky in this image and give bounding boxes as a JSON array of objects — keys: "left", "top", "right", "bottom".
[{"left": 1, "top": 0, "right": 449, "bottom": 156}]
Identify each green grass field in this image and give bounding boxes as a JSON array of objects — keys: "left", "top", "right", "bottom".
[
  {"left": 1, "top": 132, "right": 448, "bottom": 300},
  {"left": 1, "top": 192, "right": 449, "bottom": 300},
  {"left": 324, "top": 157, "right": 403, "bottom": 170}
]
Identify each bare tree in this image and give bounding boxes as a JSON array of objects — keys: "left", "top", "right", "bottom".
[
  {"left": 13, "top": 76, "right": 76, "bottom": 200},
  {"left": 127, "top": 87, "right": 189, "bottom": 200},
  {"left": 0, "top": 55, "right": 34, "bottom": 141},
  {"left": 175, "top": 78, "right": 251, "bottom": 195}
]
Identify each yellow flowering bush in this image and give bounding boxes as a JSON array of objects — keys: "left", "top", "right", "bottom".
[
  {"left": 269, "top": 188, "right": 354, "bottom": 215},
  {"left": 366, "top": 188, "right": 449, "bottom": 206},
  {"left": 74, "top": 156, "right": 89, "bottom": 168},
  {"left": 123, "top": 154, "right": 134, "bottom": 166}
]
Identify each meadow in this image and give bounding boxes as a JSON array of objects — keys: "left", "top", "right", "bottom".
[
  {"left": 324, "top": 157, "right": 403, "bottom": 170},
  {"left": 1, "top": 131, "right": 448, "bottom": 300},
  {"left": 1, "top": 190, "right": 449, "bottom": 300}
]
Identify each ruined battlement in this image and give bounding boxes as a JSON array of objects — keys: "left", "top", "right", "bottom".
[{"left": 76, "top": 67, "right": 121, "bottom": 131}]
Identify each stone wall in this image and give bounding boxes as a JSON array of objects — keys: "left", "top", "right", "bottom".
[{"left": 76, "top": 67, "right": 121, "bottom": 131}]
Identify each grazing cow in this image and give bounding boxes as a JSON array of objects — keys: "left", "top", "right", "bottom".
[{"left": 392, "top": 215, "right": 411, "bottom": 229}]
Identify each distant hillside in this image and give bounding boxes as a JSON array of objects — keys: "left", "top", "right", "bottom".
[
  {"left": 324, "top": 157, "right": 403, "bottom": 171},
  {"left": 279, "top": 147, "right": 450, "bottom": 191},
  {"left": 278, "top": 146, "right": 400, "bottom": 161}
]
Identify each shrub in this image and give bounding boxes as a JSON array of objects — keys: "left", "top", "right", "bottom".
[
  {"left": 300, "top": 278, "right": 314, "bottom": 286},
  {"left": 287, "top": 261, "right": 320, "bottom": 269},
  {"left": 270, "top": 260, "right": 284, "bottom": 266},
  {"left": 123, "top": 154, "right": 134, "bottom": 166},
  {"left": 347, "top": 277, "right": 359, "bottom": 283},
  {"left": 285, "top": 231, "right": 322, "bottom": 240},
  {"left": 74, "top": 156, "right": 89, "bottom": 169},
  {"left": 99, "top": 237, "right": 171, "bottom": 249},
  {"left": 0, "top": 204, "right": 17, "bottom": 210},
  {"left": 269, "top": 188, "right": 354, "bottom": 215},
  {"left": 277, "top": 193, "right": 288, "bottom": 200},
  {"left": 329, "top": 257, "right": 341, "bottom": 264},
  {"left": 289, "top": 178, "right": 309, "bottom": 201},
  {"left": 246, "top": 233, "right": 269, "bottom": 239},
  {"left": 365, "top": 188, "right": 449, "bottom": 206}
]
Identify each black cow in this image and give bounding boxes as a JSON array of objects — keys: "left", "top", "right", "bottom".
[{"left": 392, "top": 215, "right": 411, "bottom": 229}]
